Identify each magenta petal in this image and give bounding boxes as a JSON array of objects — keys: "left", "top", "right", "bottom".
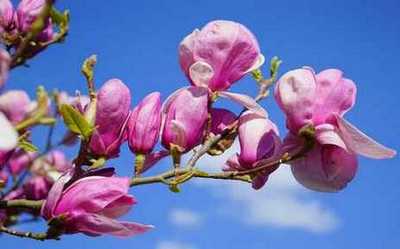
[
  {"left": 291, "top": 144, "right": 358, "bottom": 192},
  {"left": 100, "top": 195, "right": 136, "bottom": 218},
  {"left": 189, "top": 61, "right": 214, "bottom": 87},
  {"left": 219, "top": 91, "right": 267, "bottom": 117},
  {"left": 315, "top": 124, "right": 347, "bottom": 150},
  {"left": 223, "top": 154, "right": 242, "bottom": 171},
  {"left": 251, "top": 174, "right": 268, "bottom": 190},
  {"left": 41, "top": 171, "right": 73, "bottom": 219},
  {"left": 336, "top": 115, "right": 396, "bottom": 159},
  {"left": 68, "top": 212, "right": 153, "bottom": 237},
  {"left": 55, "top": 177, "right": 130, "bottom": 215}
]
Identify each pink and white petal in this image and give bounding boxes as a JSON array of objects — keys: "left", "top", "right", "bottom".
[
  {"left": 336, "top": 115, "right": 396, "bottom": 159},
  {"left": 313, "top": 69, "right": 356, "bottom": 123},
  {"left": 274, "top": 68, "right": 316, "bottom": 131},
  {"left": 171, "top": 120, "right": 187, "bottom": 149},
  {"left": 315, "top": 124, "right": 347, "bottom": 150},
  {"left": 142, "top": 150, "right": 170, "bottom": 173},
  {"left": 0, "top": 113, "right": 17, "bottom": 150},
  {"left": 101, "top": 195, "right": 136, "bottom": 218},
  {"left": 218, "top": 91, "right": 267, "bottom": 117},
  {"left": 68, "top": 212, "right": 153, "bottom": 237},
  {"left": 189, "top": 61, "right": 214, "bottom": 88},
  {"left": 41, "top": 170, "right": 74, "bottom": 219}
]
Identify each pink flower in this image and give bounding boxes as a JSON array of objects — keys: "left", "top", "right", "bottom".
[
  {"left": 0, "top": 112, "right": 18, "bottom": 152},
  {"left": 8, "top": 149, "right": 37, "bottom": 175},
  {"left": 275, "top": 67, "right": 396, "bottom": 191},
  {"left": 89, "top": 79, "right": 131, "bottom": 158},
  {"left": 0, "top": 49, "right": 10, "bottom": 87},
  {"left": 179, "top": 20, "right": 264, "bottom": 91},
  {"left": 41, "top": 174, "right": 153, "bottom": 237},
  {"left": 127, "top": 92, "right": 162, "bottom": 154},
  {"left": 16, "top": 0, "right": 54, "bottom": 42},
  {"left": 224, "top": 111, "right": 281, "bottom": 189},
  {"left": 23, "top": 176, "right": 52, "bottom": 200},
  {"left": 0, "top": 90, "right": 32, "bottom": 124},
  {"left": 161, "top": 86, "right": 208, "bottom": 152},
  {"left": 44, "top": 150, "right": 72, "bottom": 173},
  {"left": 209, "top": 108, "right": 237, "bottom": 135}
]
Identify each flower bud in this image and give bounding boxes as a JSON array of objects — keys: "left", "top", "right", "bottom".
[
  {"left": 0, "top": 90, "right": 32, "bottom": 124},
  {"left": 179, "top": 20, "right": 263, "bottom": 91},
  {"left": 88, "top": 79, "right": 131, "bottom": 158},
  {"left": 224, "top": 111, "right": 281, "bottom": 189},
  {"left": 127, "top": 92, "right": 162, "bottom": 154},
  {"left": 41, "top": 175, "right": 153, "bottom": 237},
  {"left": 161, "top": 87, "right": 208, "bottom": 152}
]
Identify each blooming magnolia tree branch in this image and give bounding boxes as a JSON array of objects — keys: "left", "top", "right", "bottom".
[{"left": 0, "top": 2, "right": 395, "bottom": 242}]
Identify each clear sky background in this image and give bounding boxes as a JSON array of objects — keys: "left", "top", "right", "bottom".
[{"left": 2, "top": 0, "right": 400, "bottom": 248}]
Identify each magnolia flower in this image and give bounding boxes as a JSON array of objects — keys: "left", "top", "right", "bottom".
[
  {"left": 161, "top": 86, "right": 208, "bottom": 152},
  {"left": 179, "top": 20, "right": 264, "bottom": 91},
  {"left": 179, "top": 20, "right": 267, "bottom": 117},
  {"left": 275, "top": 67, "right": 396, "bottom": 191},
  {"left": 41, "top": 173, "right": 153, "bottom": 237},
  {"left": 127, "top": 92, "right": 162, "bottom": 154},
  {"left": 0, "top": 90, "right": 32, "bottom": 124},
  {"left": 88, "top": 79, "right": 131, "bottom": 158},
  {"left": 224, "top": 111, "right": 281, "bottom": 189}
]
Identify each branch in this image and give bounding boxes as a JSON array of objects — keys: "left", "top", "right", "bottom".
[
  {"left": 0, "top": 226, "right": 52, "bottom": 241},
  {"left": 0, "top": 199, "right": 43, "bottom": 210}
]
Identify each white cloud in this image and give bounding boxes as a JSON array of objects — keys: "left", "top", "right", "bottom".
[
  {"left": 169, "top": 208, "right": 203, "bottom": 228},
  {"left": 187, "top": 141, "right": 340, "bottom": 233},
  {"left": 156, "top": 241, "right": 197, "bottom": 249}
]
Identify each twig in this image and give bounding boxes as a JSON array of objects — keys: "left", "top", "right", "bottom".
[{"left": 0, "top": 226, "right": 51, "bottom": 241}]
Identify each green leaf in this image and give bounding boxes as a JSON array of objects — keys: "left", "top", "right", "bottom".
[
  {"left": 270, "top": 56, "right": 282, "bottom": 80},
  {"left": 59, "top": 104, "right": 93, "bottom": 140},
  {"left": 81, "top": 55, "right": 97, "bottom": 83},
  {"left": 18, "top": 140, "right": 38, "bottom": 153},
  {"left": 89, "top": 157, "right": 106, "bottom": 169}
]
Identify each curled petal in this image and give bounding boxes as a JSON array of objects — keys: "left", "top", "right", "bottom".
[
  {"left": 336, "top": 115, "right": 396, "bottom": 159},
  {"left": 218, "top": 91, "right": 267, "bottom": 118},
  {"left": 315, "top": 124, "right": 347, "bottom": 150},
  {"left": 189, "top": 61, "right": 214, "bottom": 87},
  {"left": 245, "top": 54, "right": 265, "bottom": 73},
  {"left": 41, "top": 171, "right": 74, "bottom": 219}
]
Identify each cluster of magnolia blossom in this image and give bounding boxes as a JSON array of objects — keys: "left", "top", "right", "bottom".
[{"left": 0, "top": 0, "right": 396, "bottom": 241}]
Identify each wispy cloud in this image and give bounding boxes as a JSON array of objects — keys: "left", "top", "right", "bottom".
[
  {"left": 156, "top": 241, "right": 197, "bottom": 249},
  {"left": 169, "top": 208, "right": 203, "bottom": 228},
  {"left": 188, "top": 141, "right": 340, "bottom": 233}
]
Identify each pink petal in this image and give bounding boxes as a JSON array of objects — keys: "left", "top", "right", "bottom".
[
  {"left": 315, "top": 124, "right": 347, "bottom": 150},
  {"left": 219, "top": 91, "right": 267, "bottom": 117},
  {"left": 336, "top": 115, "right": 396, "bottom": 159},
  {"left": 68, "top": 212, "right": 153, "bottom": 237},
  {"left": 313, "top": 69, "right": 356, "bottom": 124},
  {"left": 41, "top": 170, "right": 73, "bottom": 219},
  {"left": 291, "top": 144, "right": 358, "bottom": 192},
  {"left": 55, "top": 177, "right": 130, "bottom": 215},
  {"left": 189, "top": 61, "right": 214, "bottom": 87},
  {"left": 274, "top": 68, "right": 316, "bottom": 131},
  {"left": 0, "top": 113, "right": 17, "bottom": 150}
]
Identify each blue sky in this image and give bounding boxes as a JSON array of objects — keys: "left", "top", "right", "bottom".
[{"left": 2, "top": 0, "right": 400, "bottom": 248}]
